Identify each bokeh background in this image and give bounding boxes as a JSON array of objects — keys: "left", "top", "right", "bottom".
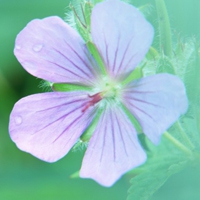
[{"left": 0, "top": 0, "right": 200, "bottom": 199}]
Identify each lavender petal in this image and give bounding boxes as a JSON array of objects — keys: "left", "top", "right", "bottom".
[
  {"left": 80, "top": 105, "right": 146, "bottom": 187},
  {"left": 122, "top": 73, "right": 188, "bottom": 144},
  {"left": 9, "top": 92, "right": 95, "bottom": 162},
  {"left": 91, "top": 0, "right": 154, "bottom": 79},
  {"left": 14, "top": 16, "right": 97, "bottom": 85}
]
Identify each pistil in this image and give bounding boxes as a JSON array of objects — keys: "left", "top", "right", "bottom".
[{"left": 82, "top": 93, "right": 103, "bottom": 112}]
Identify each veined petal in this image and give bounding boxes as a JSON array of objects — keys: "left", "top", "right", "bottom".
[
  {"left": 122, "top": 73, "right": 188, "bottom": 144},
  {"left": 80, "top": 104, "right": 146, "bottom": 187},
  {"left": 9, "top": 92, "right": 96, "bottom": 162},
  {"left": 91, "top": 0, "right": 153, "bottom": 79},
  {"left": 14, "top": 16, "right": 98, "bottom": 85}
]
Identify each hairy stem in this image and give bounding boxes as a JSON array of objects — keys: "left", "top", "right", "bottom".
[{"left": 155, "top": 0, "right": 172, "bottom": 56}]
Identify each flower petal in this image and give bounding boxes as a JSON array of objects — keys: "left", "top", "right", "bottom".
[
  {"left": 91, "top": 0, "right": 153, "bottom": 79},
  {"left": 14, "top": 16, "right": 98, "bottom": 85},
  {"left": 9, "top": 92, "right": 96, "bottom": 162},
  {"left": 122, "top": 73, "right": 188, "bottom": 144},
  {"left": 80, "top": 104, "right": 146, "bottom": 187}
]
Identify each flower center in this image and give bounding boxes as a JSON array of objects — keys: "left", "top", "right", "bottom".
[
  {"left": 82, "top": 93, "right": 102, "bottom": 112},
  {"left": 99, "top": 76, "right": 122, "bottom": 99},
  {"left": 82, "top": 78, "right": 122, "bottom": 112}
]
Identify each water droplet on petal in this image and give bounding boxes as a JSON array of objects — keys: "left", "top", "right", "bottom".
[
  {"left": 15, "top": 45, "right": 21, "bottom": 50},
  {"left": 15, "top": 116, "right": 22, "bottom": 125},
  {"left": 33, "top": 44, "right": 43, "bottom": 52}
]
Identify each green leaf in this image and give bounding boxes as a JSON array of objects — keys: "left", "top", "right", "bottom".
[
  {"left": 172, "top": 38, "right": 196, "bottom": 79},
  {"left": 52, "top": 83, "right": 92, "bottom": 92},
  {"left": 182, "top": 39, "right": 200, "bottom": 136},
  {"left": 181, "top": 116, "right": 200, "bottom": 150},
  {"left": 127, "top": 135, "right": 191, "bottom": 200}
]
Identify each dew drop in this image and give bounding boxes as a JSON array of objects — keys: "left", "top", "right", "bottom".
[
  {"left": 15, "top": 45, "right": 21, "bottom": 50},
  {"left": 33, "top": 44, "right": 43, "bottom": 52},
  {"left": 15, "top": 116, "right": 22, "bottom": 125}
]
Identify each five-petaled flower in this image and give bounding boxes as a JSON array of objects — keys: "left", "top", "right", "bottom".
[{"left": 9, "top": 0, "right": 188, "bottom": 186}]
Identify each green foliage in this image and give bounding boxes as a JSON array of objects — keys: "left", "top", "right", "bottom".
[
  {"left": 156, "top": 56, "right": 175, "bottom": 74},
  {"left": 155, "top": 0, "right": 172, "bottom": 56},
  {"left": 132, "top": 20, "right": 200, "bottom": 200},
  {"left": 138, "top": 4, "right": 153, "bottom": 17},
  {"left": 127, "top": 134, "right": 191, "bottom": 200}
]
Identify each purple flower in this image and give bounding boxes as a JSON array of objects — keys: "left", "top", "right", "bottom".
[{"left": 9, "top": 0, "right": 188, "bottom": 186}]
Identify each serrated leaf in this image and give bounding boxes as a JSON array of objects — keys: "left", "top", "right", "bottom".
[{"left": 127, "top": 134, "right": 191, "bottom": 200}]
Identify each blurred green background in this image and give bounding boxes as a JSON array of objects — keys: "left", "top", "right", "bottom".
[{"left": 0, "top": 0, "right": 200, "bottom": 199}]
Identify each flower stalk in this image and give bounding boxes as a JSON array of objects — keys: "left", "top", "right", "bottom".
[{"left": 155, "top": 0, "right": 172, "bottom": 57}]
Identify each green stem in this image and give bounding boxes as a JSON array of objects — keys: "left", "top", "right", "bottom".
[
  {"left": 155, "top": 0, "right": 172, "bottom": 56},
  {"left": 175, "top": 121, "right": 195, "bottom": 150},
  {"left": 164, "top": 132, "right": 193, "bottom": 156}
]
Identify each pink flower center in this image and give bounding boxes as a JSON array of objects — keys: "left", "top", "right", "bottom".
[{"left": 82, "top": 93, "right": 103, "bottom": 112}]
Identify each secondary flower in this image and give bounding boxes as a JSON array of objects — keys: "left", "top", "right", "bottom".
[{"left": 9, "top": 0, "right": 188, "bottom": 186}]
